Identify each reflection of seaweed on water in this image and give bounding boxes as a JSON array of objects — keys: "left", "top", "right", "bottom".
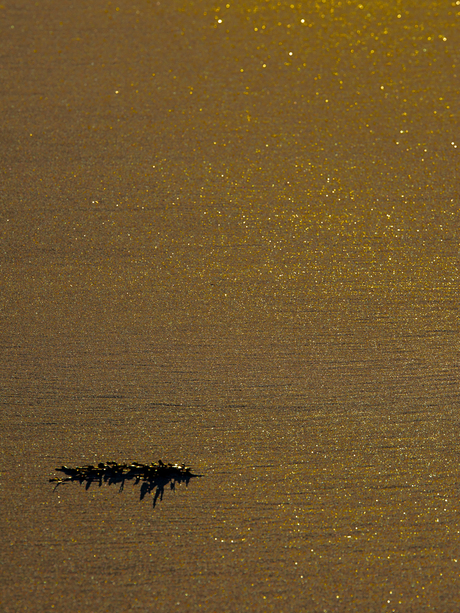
[{"left": 49, "top": 460, "right": 201, "bottom": 507}]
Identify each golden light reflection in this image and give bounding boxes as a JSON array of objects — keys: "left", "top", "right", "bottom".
[
  {"left": 6, "top": 0, "right": 458, "bottom": 326},
  {"left": 3, "top": 2, "right": 460, "bottom": 608}
]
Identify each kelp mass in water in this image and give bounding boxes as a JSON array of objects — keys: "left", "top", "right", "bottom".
[{"left": 49, "top": 460, "right": 200, "bottom": 507}]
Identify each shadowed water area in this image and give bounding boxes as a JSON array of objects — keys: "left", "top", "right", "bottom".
[{"left": 1, "top": 0, "right": 459, "bottom": 611}]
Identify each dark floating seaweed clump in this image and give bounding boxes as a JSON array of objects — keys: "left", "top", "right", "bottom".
[{"left": 50, "top": 460, "right": 200, "bottom": 507}]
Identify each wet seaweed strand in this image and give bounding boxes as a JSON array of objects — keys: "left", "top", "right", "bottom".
[{"left": 49, "top": 460, "right": 197, "bottom": 486}]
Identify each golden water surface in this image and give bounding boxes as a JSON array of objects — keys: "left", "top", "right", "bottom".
[{"left": 1, "top": 1, "right": 459, "bottom": 611}]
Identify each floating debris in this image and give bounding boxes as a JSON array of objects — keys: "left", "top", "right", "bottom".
[{"left": 49, "top": 460, "right": 200, "bottom": 507}]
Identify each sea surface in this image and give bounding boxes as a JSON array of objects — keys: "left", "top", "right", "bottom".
[{"left": 1, "top": 1, "right": 459, "bottom": 611}]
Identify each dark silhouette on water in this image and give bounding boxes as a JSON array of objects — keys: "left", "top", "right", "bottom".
[{"left": 50, "top": 460, "right": 200, "bottom": 507}]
